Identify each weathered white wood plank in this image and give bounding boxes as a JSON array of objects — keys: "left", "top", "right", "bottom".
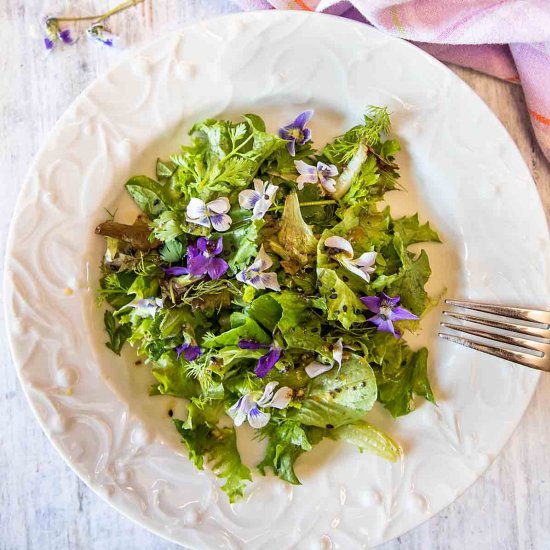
[{"left": 0, "top": 2, "right": 548, "bottom": 549}]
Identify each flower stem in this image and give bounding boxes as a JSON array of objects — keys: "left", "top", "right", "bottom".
[
  {"left": 268, "top": 199, "right": 336, "bottom": 212},
  {"left": 53, "top": 0, "right": 145, "bottom": 24}
]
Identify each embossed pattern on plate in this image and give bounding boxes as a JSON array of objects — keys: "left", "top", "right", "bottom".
[{"left": 4, "top": 11, "right": 550, "bottom": 550}]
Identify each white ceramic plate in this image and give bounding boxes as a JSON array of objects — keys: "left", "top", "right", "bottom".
[{"left": 5, "top": 11, "right": 550, "bottom": 549}]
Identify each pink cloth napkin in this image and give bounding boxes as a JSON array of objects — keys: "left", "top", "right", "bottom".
[{"left": 233, "top": 0, "right": 550, "bottom": 163}]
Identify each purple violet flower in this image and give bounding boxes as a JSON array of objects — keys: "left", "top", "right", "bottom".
[
  {"left": 279, "top": 110, "right": 314, "bottom": 156},
  {"left": 175, "top": 342, "right": 202, "bottom": 362},
  {"left": 238, "top": 339, "right": 282, "bottom": 378},
  {"left": 43, "top": 18, "right": 74, "bottom": 50},
  {"left": 360, "top": 293, "right": 418, "bottom": 338},
  {"left": 294, "top": 160, "right": 339, "bottom": 193},
  {"left": 186, "top": 237, "right": 228, "bottom": 280}
]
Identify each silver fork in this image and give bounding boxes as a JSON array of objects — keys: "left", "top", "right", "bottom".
[{"left": 439, "top": 299, "right": 550, "bottom": 372}]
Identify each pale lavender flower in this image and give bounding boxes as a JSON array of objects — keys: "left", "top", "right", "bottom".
[
  {"left": 186, "top": 197, "right": 232, "bottom": 232},
  {"left": 360, "top": 293, "right": 418, "bottom": 338},
  {"left": 238, "top": 179, "right": 278, "bottom": 220},
  {"left": 228, "top": 381, "right": 292, "bottom": 429},
  {"left": 128, "top": 297, "right": 163, "bottom": 318},
  {"left": 87, "top": 24, "right": 117, "bottom": 47},
  {"left": 187, "top": 237, "right": 228, "bottom": 280},
  {"left": 236, "top": 245, "right": 280, "bottom": 291},
  {"left": 305, "top": 338, "right": 343, "bottom": 378},
  {"left": 175, "top": 342, "right": 202, "bottom": 362},
  {"left": 324, "top": 236, "right": 377, "bottom": 283},
  {"left": 294, "top": 160, "right": 338, "bottom": 193},
  {"left": 279, "top": 110, "right": 314, "bottom": 156}
]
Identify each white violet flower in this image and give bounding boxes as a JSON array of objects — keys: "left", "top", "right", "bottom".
[
  {"left": 324, "top": 235, "right": 377, "bottom": 283},
  {"left": 186, "top": 197, "right": 232, "bottom": 232},
  {"left": 236, "top": 245, "right": 280, "bottom": 291},
  {"left": 238, "top": 179, "right": 278, "bottom": 220},
  {"left": 228, "top": 382, "right": 293, "bottom": 429},
  {"left": 128, "top": 297, "right": 163, "bottom": 318},
  {"left": 294, "top": 160, "right": 339, "bottom": 193},
  {"left": 305, "top": 338, "right": 343, "bottom": 378}
]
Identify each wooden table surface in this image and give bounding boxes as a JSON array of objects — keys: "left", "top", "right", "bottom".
[{"left": 1, "top": 2, "right": 549, "bottom": 549}]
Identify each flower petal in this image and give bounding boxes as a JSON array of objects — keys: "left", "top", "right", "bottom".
[
  {"left": 238, "top": 339, "right": 267, "bottom": 350},
  {"left": 341, "top": 258, "right": 372, "bottom": 282},
  {"left": 253, "top": 179, "right": 267, "bottom": 194},
  {"left": 278, "top": 127, "right": 292, "bottom": 141},
  {"left": 354, "top": 251, "right": 377, "bottom": 268},
  {"left": 247, "top": 406, "right": 270, "bottom": 429},
  {"left": 251, "top": 197, "right": 271, "bottom": 220},
  {"left": 256, "top": 272, "right": 280, "bottom": 291},
  {"left": 325, "top": 236, "right": 354, "bottom": 258},
  {"left": 59, "top": 29, "right": 73, "bottom": 44},
  {"left": 381, "top": 292, "right": 401, "bottom": 307},
  {"left": 286, "top": 140, "right": 296, "bottom": 156},
  {"left": 255, "top": 347, "right": 282, "bottom": 378},
  {"left": 265, "top": 183, "right": 279, "bottom": 199},
  {"left": 360, "top": 295, "right": 381, "bottom": 313},
  {"left": 210, "top": 213, "right": 232, "bottom": 232},
  {"left": 184, "top": 345, "right": 202, "bottom": 361},
  {"left": 320, "top": 177, "right": 337, "bottom": 193},
  {"left": 207, "top": 196, "right": 230, "bottom": 214},
  {"left": 294, "top": 160, "right": 317, "bottom": 178},
  {"left": 391, "top": 306, "right": 419, "bottom": 322},
  {"left": 318, "top": 161, "right": 338, "bottom": 178},
  {"left": 229, "top": 394, "right": 253, "bottom": 427},
  {"left": 305, "top": 361, "right": 334, "bottom": 378},
  {"left": 266, "top": 386, "right": 293, "bottom": 409},
  {"left": 206, "top": 257, "right": 228, "bottom": 280},
  {"left": 187, "top": 254, "right": 209, "bottom": 277},
  {"left": 196, "top": 237, "right": 208, "bottom": 253},
  {"left": 236, "top": 270, "right": 247, "bottom": 283},
  {"left": 298, "top": 127, "right": 312, "bottom": 145},
  {"left": 163, "top": 266, "right": 189, "bottom": 277},
  {"left": 256, "top": 381, "right": 279, "bottom": 407},
  {"left": 254, "top": 245, "right": 273, "bottom": 272},
  {"left": 293, "top": 110, "right": 314, "bottom": 130},
  {"left": 212, "top": 236, "right": 224, "bottom": 256},
  {"left": 369, "top": 315, "right": 399, "bottom": 338},
  {"left": 186, "top": 197, "right": 206, "bottom": 219},
  {"left": 239, "top": 189, "right": 260, "bottom": 210}
]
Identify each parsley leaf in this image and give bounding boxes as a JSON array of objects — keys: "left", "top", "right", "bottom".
[{"left": 103, "top": 310, "right": 131, "bottom": 355}]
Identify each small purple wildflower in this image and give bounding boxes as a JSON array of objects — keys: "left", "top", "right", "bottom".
[
  {"left": 43, "top": 18, "right": 73, "bottom": 50},
  {"left": 175, "top": 342, "right": 202, "bottom": 362},
  {"left": 238, "top": 179, "right": 278, "bottom": 220},
  {"left": 238, "top": 339, "right": 282, "bottom": 378},
  {"left": 236, "top": 245, "right": 280, "bottom": 291},
  {"left": 187, "top": 237, "right": 228, "bottom": 280},
  {"left": 186, "top": 197, "right": 232, "bottom": 232},
  {"left": 279, "top": 110, "right": 314, "bottom": 156},
  {"left": 360, "top": 293, "right": 418, "bottom": 338}
]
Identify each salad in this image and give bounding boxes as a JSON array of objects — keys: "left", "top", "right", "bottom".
[{"left": 96, "top": 107, "right": 440, "bottom": 501}]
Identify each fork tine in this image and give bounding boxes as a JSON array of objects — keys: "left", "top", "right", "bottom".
[
  {"left": 440, "top": 322, "right": 545, "bottom": 354},
  {"left": 443, "top": 311, "right": 550, "bottom": 342},
  {"left": 439, "top": 333, "right": 548, "bottom": 371},
  {"left": 445, "top": 299, "right": 550, "bottom": 327}
]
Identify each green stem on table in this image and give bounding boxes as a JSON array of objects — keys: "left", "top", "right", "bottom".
[
  {"left": 268, "top": 199, "right": 337, "bottom": 212},
  {"left": 53, "top": 0, "right": 144, "bottom": 24}
]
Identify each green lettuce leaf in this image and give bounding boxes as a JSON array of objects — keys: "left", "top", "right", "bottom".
[
  {"left": 293, "top": 354, "right": 377, "bottom": 428},
  {"left": 225, "top": 220, "right": 264, "bottom": 273},
  {"left": 376, "top": 345, "right": 435, "bottom": 417},
  {"left": 152, "top": 353, "right": 198, "bottom": 398},
  {"left": 248, "top": 294, "right": 282, "bottom": 332},
  {"left": 202, "top": 313, "right": 271, "bottom": 348},
  {"left": 392, "top": 213, "right": 440, "bottom": 246},
  {"left": 316, "top": 268, "right": 365, "bottom": 329},
  {"left": 174, "top": 415, "right": 251, "bottom": 502},
  {"left": 125, "top": 176, "right": 172, "bottom": 217},
  {"left": 329, "top": 421, "right": 400, "bottom": 461},
  {"left": 257, "top": 422, "right": 319, "bottom": 485},
  {"left": 103, "top": 310, "right": 131, "bottom": 355}
]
